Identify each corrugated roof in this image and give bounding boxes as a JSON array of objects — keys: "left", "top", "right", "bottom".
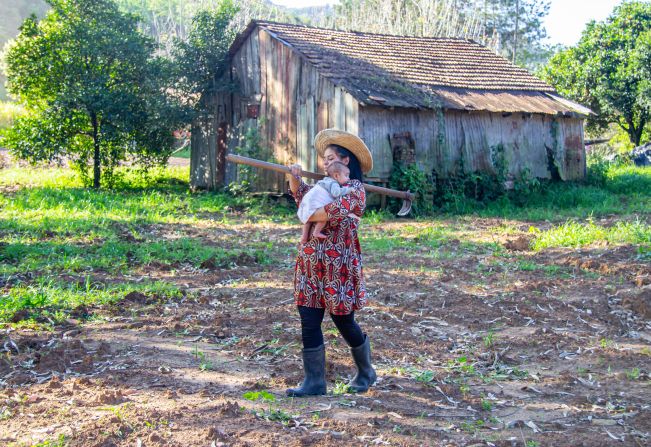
[{"left": 230, "top": 21, "right": 590, "bottom": 116}]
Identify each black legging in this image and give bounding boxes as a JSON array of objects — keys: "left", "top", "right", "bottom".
[{"left": 298, "top": 306, "right": 365, "bottom": 349}]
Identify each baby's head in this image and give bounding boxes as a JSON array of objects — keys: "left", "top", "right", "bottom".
[{"left": 327, "top": 161, "right": 350, "bottom": 185}]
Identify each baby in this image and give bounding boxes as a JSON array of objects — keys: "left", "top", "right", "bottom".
[{"left": 297, "top": 161, "right": 353, "bottom": 244}]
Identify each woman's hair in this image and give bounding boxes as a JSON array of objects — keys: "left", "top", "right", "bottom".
[{"left": 328, "top": 144, "right": 363, "bottom": 181}]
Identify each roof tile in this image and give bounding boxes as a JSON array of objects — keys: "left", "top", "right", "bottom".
[
  {"left": 229, "top": 21, "right": 589, "bottom": 115},
  {"left": 256, "top": 21, "right": 554, "bottom": 93}
]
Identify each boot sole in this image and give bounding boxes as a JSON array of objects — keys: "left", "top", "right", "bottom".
[{"left": 286, "top": 390, "right": 327, "bottom": 397}]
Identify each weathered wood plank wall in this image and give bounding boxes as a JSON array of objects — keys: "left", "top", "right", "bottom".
[
  {"left": 189, "top": 92, "right": 231, "bottom": 190},
  {"left": 219, "top": 27, "right": 360, "bottom": 192},
  {"left": 359, "top": 106, "right": 585, "bottom": 181}
]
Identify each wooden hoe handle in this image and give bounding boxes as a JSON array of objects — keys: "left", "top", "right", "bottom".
[{"left": 226, "top": 154, "right": 416, "bottom": 202}]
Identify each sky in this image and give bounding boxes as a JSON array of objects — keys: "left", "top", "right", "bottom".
[{"left": 269, "top": 0, "right": 626, "bottom": 47}]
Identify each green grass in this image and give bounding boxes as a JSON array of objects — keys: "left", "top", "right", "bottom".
[
  {"left": 0, "top": 166, "right": 294, "bottom": 324},
  {"left": 171, "top": 146, "right": 191, "bottom": 158},
  {"left": 1, "top": 237, "right": 272, "bottom": 276},
  {"left": 531, "top": 218, "right": 651, "bottom": 251},
  {"left": 0, "top": 277, "right": 181, "bottom": 324},
  {"left": 0, "top": 170, "right": 277, "bottom": 275},
  {"left": 360, "top": 223, "right": 506, "bottom": 258},
  {"left": 436, "top": 164, "right": 651, "bottom": 220},
  {"left": 1, "top": 163, "right": 649, "bottom": 325}
]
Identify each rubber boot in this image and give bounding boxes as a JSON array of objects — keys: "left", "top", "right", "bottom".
[
  {"left": 348, "top": 334, "right": 377, "bottom": 393},
  {"left": 286, "top": 344, "right": 327, "bottom": 397}
]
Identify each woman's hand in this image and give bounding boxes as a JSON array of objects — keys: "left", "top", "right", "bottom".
[
  {"left": 289, "top": 163, "right": 302, "bottom": 178},
  {"left": 288, "top": 163, "right": 302, "bottom": 195}
]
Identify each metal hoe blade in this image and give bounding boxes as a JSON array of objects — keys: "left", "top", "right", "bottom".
[{"left": 397, "top": 198, "right": 412, "bottom": 216}]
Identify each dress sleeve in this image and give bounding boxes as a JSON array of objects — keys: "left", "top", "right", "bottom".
[
  {"left": 291, "top": 179, "right": 312, "bottom": 206},
  {"left": 323, "top": 180, "right": 366, "bottom": 226}
]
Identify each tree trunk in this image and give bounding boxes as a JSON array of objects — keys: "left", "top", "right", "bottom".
[
  {"left": 633, "top": 120, "right": 645, "bottom": 146},
  {"left": 626, "top": 118, "right": 644, "bottom": 146},
  {"left": 513, "top": 0, "right": 520, "bottom": 63},
  {"left": 91, "top": 112, "right": 101, "bottom": 188}
]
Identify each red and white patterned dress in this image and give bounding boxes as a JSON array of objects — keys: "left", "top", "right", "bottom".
[{"left": 292, "top": 179, "right": 367, "bottom": 315}]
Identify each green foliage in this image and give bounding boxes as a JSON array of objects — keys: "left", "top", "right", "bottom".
[
  {"left": 389, "top": 163, "right": 434, "bottom": 216},
  {"left": 243, "top": 390, "right": 275, "bottom": 402},
  {"left": 483, "top": 331, "right": 495, "bottom": 349},
  {"left": 541, "top": 1, "right": 651, "bottom": 145},
  {"left": 381, "top": 161, "right": 650, "bottom": 222},
  {"left": 445, "top": 163, "right": 651, "bottom": 220},
  {"left": 410, "top": 368, "right": 435, "bottom": 384},
  {"left": 331, "top": 381, "right": 352, "bottom": 395},
  {"left": 32, "top": 434, "right": 68, "bottom": 447},
  {"left": 171, "top": 0, "right": 238, "bottom": 108},
  {"left": 431, "top": 145, "right": 523, "bottom": 213},
  {"left": 585, "top": 152, "right": 611, "bottom": 187},
  {"left": 244, "top": 389, "right": 293, "bottom": 425},
  {"left": 1, "top": 0, "right": 187, "bottom": 188}
]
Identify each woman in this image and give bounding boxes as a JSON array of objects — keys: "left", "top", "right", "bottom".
[{"left": 286, "top": 128, "right": 376, "bottom": 397}]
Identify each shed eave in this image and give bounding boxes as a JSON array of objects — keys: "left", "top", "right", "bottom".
[{"left": 380, "top": 87, "right": 595, "bottom": 117}]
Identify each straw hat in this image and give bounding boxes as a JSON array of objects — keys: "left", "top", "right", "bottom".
[{"left": 313, "top": 128, "right": 373, "bottom": 173}]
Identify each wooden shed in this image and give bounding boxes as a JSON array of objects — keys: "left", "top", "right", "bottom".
[{"left": 190, "top": 20, "right": 592, "bottom": 192}]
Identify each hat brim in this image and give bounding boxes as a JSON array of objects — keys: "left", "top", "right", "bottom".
[{"left": 313, "top": 129, "right": 373, "bottom": 174}]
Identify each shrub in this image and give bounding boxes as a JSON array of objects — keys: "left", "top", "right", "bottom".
[{"left": 388, "top": 163, "right": 434, "bottom": 216}]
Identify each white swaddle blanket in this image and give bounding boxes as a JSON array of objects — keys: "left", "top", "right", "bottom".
[{"left": 297, "top": 184, "right": 334, "bottom": 224}]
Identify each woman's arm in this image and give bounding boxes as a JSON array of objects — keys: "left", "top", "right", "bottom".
[
  {"left": 288, "top": 164, "right": 302, "bottom": 195},
  {"left": 318, "top": 181, "right": 365, "bottom": 224},
  {"left": 287, "top": 164, "right": 312, "bottom": 204}
]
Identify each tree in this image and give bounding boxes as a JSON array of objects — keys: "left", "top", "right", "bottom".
[
  {"left": 457, "top": 0, "right": 551, "bottom": 69},
  {"left": 541, "top": 1, "right": 651, "bottom": 146},
  {"left": 172, "top": 0, "right": 239, "bottom": 109},
  {"left": 115, "top": 0, "right": 300, "bottom": 57},
  {"left": 327, "top": 0, "right": 488, "bottom": 42},
  {"left": 1, "top": 0, "right": 187, "bottom": 187}
]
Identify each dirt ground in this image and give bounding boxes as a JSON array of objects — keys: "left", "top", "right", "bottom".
[{"left": 1, "top": 217, "right": 650, "bottom": 447}]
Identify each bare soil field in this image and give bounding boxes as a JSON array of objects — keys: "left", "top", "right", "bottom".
[{"left": 1, "top": 216, "right": 649, "bottom": 447}]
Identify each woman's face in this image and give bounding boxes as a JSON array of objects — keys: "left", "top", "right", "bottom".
[{"left": 323, "top": 146, "right": 349, "bottom": 172}]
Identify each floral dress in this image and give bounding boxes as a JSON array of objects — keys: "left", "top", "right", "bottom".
[{"left": 292, "top": 179, "right": 367, "bottom": 315}]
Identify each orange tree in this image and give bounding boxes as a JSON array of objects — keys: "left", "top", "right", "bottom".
[
  {"left": 1, "top": 0, "right": 187, "bottom": 187},
  {"left": 541, "top": 1, "right": 651, "bottom": 146}
]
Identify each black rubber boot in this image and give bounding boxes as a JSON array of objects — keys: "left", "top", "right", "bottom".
[
  {"left": 286, "top": 344, "right": 327, "bottom": 397},
  {"left": 348, "top": 334, "right": 377, "bottom": 393}
]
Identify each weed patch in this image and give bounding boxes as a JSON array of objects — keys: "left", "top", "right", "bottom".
[
  {"left": 0, "top": 277, "right": 181, "bottom": 324},
  {"left": 531, "top": 219, "right": 651, "bottom": 250}
]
